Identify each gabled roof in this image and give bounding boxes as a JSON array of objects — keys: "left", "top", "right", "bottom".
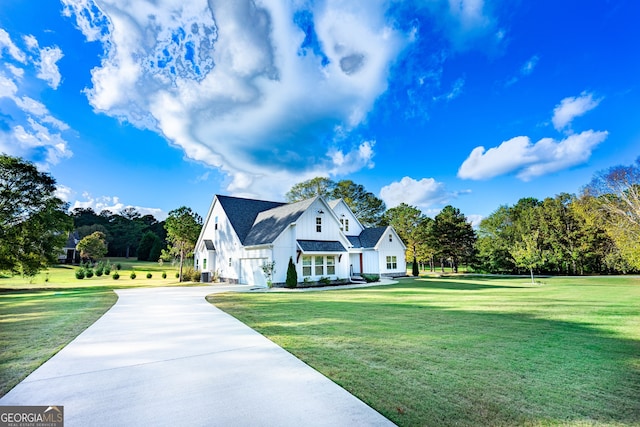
[
  {"left": 243, "top": 198, "right": 316, "bottom": 246},
  {"left": 348, "top": 227, "right": 387, "bottom": 248},
  {"left": 216, "top": 195, "right": 286, "bottom": 244}
]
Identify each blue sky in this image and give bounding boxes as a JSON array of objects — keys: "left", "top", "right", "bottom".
[{"left": 1, "top": 0, "right": 639, "bottom": 223}]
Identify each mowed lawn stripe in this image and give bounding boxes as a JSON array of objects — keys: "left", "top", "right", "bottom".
[{"left": 210, "top": 276, "right": 640, "bottom": 426}]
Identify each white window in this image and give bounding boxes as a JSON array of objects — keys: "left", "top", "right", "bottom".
[
  {"left": 386, "top": 256, "right": 397, "bottom": 270},
  {"left": 303, "top": 256, "right": 312, "bottom": 276},
  {"left": 315, "top": 256, "right": 324, "bottom": 275},
  {"left": 327, "top": 256, "right": 335, "bottom": 275},
  {"left": 316, "top": 217, "right": 322, "bottom": 232},
  {"left": 340, "top": 218, "right": 349, "bottom": 232}
]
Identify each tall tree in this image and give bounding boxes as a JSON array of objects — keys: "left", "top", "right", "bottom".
[
  {"left": 332, "top": 180, "right": 386, "bottom": 226},
  {"left": 165, "top": 206, "right": 203, "bottom": 282},
  {"left": 584, "top": 158, "right": 640, "bottom": 269},
  {"left": 431, "top": 205, "right": 476, "bottom": 273},
  {"left": 287, "top": 177, "right": 386, "bottom": 226},
  {"left": 384, "top": 203, "right": 428, "bottom": 261},
  {"left": 0, "top": 155, "right": 72, "bottom": 276},
  {"left": 286, "top": 177, "right": 336, "bottom": 202}
]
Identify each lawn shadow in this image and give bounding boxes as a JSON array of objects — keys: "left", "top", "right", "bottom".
[{"left": 214, "top": 294, "right": 640, "bottom": 426}]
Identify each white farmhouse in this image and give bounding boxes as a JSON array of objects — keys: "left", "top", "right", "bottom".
[{"left": 194, "top": 194, "right": 407, "bottom": 287}]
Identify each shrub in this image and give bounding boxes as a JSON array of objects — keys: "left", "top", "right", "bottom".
[
  {"left": 361, "top": 274, "right": 380, "bottom": 283},
  {"left": 146, "top": 272, "right": 152, "bottom": 279},
  {"left": 318, "top": 276, "right": 331, "bottom": 285},
  {"left": 116, "top": 263, "right": 121, "bottom": 270},
  {"left": 192, "top": 270, "right": 201, "bottom": 283},
  {"left": 75, "top": 269, "right": 85, "bottom": 280},
  {"left": 162, "top": 271, "right": 167, "bottom": 279},
  {"left": 285, "top": 257, "right": 297, "bottom": 288},
  {"left": 412, "top": 257, "right": 419, "bottom": 277},
  {"left": 104, "top": 263, "right": 112, "bottom": 275},
  {"left": 85, "top": 268, "right": 94, "bottom": 278},
  {"left": 112, "top": 272, "right": 120, "bottom": 280},
  {"left": 95, "top": 264, "right": 104, "bottom": 277},
  {"left": 175, "top": 272, "right": 180, "bottom": 279},
  {"left": 130, "top": 271, "right": 136, "bottom": 280}
]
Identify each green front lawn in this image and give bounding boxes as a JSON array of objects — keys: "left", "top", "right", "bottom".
[
  {"left": 210, "top": 276, "right": 640, "bottom": 426},
  {"left": 0, "top": 288, "right": 117, "bottom": 396}
]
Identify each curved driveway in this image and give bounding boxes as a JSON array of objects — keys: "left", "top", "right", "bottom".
[{"left": 1, "top": 285, "right": 393, "bottom": 426}]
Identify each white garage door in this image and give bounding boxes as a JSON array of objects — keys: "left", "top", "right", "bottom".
[{"left": 239, "top": 258, "right": 267, "bottom": 287}]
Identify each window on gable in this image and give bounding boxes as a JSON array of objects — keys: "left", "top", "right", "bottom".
[
  {"left": 203, "top": 259, "right": 207, "bottom": 270},
  {"left": 316, "top": 217, "right": 322, "bottom": 232},
  {"left": 214, "top": 216, "right": 218, "bottom": 230},
  {"left": 339, "top": 218, "right": 344, "bottom": 231},
  {"left": 345, "top": 219, "right": 349, "bottom": 232},
  {"left": 389, "top": 234, "right": 393, "bottom": 242},
  {"left": 228, "top": 258, "right": 232, "bottom": 267},
  {"left": 386, "top": 256, "right": 397, "bottom": 270}
]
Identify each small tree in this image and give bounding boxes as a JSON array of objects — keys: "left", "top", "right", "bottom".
[
  {"left": 285, "top": 257, "right": 297, "bottom": 288},
  {"left": 511, "top": 231, "right": 546, "bottom": 284},
  {"left": 260, "top": 261, "right": 276, "bottom": 288},
  {"left": 165, "top": 207, "right": 202, "bottom": 282},
  {"left": 76, "top": 231, "right": 108, "bottom": 261}
]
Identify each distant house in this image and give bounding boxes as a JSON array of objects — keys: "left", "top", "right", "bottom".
[
  {"left": 59, "top": 231, "right": 80, "bottom": 264},
  {"left": 194, "top": 195, "right": 407, "bottom": 287}
]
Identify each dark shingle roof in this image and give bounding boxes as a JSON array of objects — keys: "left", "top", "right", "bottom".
[
  {"left": 216, "top": 195, "right": 286, "bottom": 244},
  {"left": 297, "top": 240, "right": 347, "bottom": 252},
  {"left": 243, "top": 198, "right": 316, "bottom": 246},
  {"left": 349, "top": 227, "right": 386, "bottom": 248}
]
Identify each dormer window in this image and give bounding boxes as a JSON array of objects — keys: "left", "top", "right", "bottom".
[{"left": 316, "top": 217, "right": 322, "bottom": 232}]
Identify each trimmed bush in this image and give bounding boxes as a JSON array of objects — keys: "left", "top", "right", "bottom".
[
  {"left": 112, "top": 272, "right": 120, "bottom": 280},
  {"left": 75, "top": 269, "right": 85, "bottom": 280},
  {"left": 285, "top": 256, "right": 297, "bottom": 288},
  {"left": 146, "top": 272, "right": 152, "bottom": 279},
  {"left": 175, "top": 272, "right": 180, "bottom": 279},
  {"left": 412, "top": 257, "right": 419, "bottom": 277},
  {"left": 162, "top": 271, "right": 167, "bottom": 279},
  {"left": 104, "top": 263, "right": 112, "bottom": 275},
  {"left": 85, "top": 268, "right": 94, "bottom": 278},
  {"left": 130, "top": 271, "right": 136, "bottom": 280},
  {"left": 361, "top": 274, "right": 380, "bottom": 283},
  {"left": 318, "top": 276, "right": 331, "bottom": 285},
  {"left": 116, "top": 263, "right": 121, "bottom": 270}
]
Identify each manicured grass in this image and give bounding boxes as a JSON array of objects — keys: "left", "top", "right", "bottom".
[
  {"left": 0, "top": 258, "right": 183, "bottom": 290},
  {"left": 210, "top": 275, "right": 640, "bottom": 426},
  {"left": 0, "top": 288, "right": 118, "bottom": 396}
]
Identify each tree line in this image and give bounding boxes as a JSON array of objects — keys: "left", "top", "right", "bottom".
[{"left": 1, "top": 153, "right": 638, "bottom": 279}]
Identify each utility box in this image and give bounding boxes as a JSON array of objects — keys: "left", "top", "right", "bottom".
[{"left": 201, "top": 271, "right": 210, "bottom": 283}]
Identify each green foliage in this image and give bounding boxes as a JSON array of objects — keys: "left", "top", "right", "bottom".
[
  {"left": 285, "top": 257, "right": 297, "bottom": 288},
  {"left": 165, "top": 206, "right": 202, "bottom": 282},
  {"left": 318, "top": 276, "right": 331, "bottom": 285},
  {"left": 149, "top": 239, "right": 164, "bottom": 262},
  {"left": 162, "top": 271, "right": 167, "bottom": 279},
  {"left": 75, "top": 269, "right": 85, "bottom": 280},
  {"left": 412, "top": 256, "right": 419, "bottom": 276},
  {"left": 129, "top": 271, "right": 136, "bottom": 280},
  {"left": 137, "top": 231, "right": 161, "bottom": 261},
  {"left": 104, "top": 263, "right": 112, "bottom": 275},
  {"left": 95, "top": 262, "right": 104, "bottom": 277},
  {"left": 0, "top": 155, "right": 72, "bottom": 277},
  {"left": 146, "top": 272, "right": 152, "bottom": 279},
  {"left": 76, "top": 231, "right": 108, "bottom": 260},
  {"left": 361, "top": 274, "right": 379, "bottom": 282},
  {"left": 85, "top": 268, "right": 94, "bottom": 278},
  {"left": 260, "top": 261, "right": 276, "bottom": 287},
  {"left": 112, "top": 271, "right": 120, "bottom": 280},
  {"left": 286, "top": 177, "right": 386, "bottom": 226}
]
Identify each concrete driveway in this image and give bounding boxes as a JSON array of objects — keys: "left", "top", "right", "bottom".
[{"left": 1, "top": 285, "right": 393, "bottom": 426}]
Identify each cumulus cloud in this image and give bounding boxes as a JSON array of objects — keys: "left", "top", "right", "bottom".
[
  {"left": 60, "top": 0, "right": 408, "bottom": 198},
  {"left": 552, "top": 91, "right": 601, "bottom": 131},
  {"left": 458, "top": 130, "right": 608, "bottom": 181},
  {"left": 71, "top": 192, "right": 166, "bottom": 219},
  {"left": 505, "top": 54, "right": 539, "bottom": 86},
  {"left": 0, "top": 29, "right": 26, "bottom": 62},
  {"left": 379, "top": 176, "right": 458, "bottom": 210}
]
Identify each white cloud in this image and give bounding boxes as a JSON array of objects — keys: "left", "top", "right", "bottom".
[
  {"left": 0, "top": 29, "right": 26, "bottom": 62},
  {"left": 22, "top": 34, "right": 64, "bottom": 89},
  {"left": 62, "top": 0, "right": 409, "bottom": 198},
  {"left": 552, "top": 91, "right": 601, "bottom": 131},
  {"left": 458, "top": 130, "right": 608, "bottom": 181},
  {"left": 379, "top": 176, "right": 455, "bottom": 210},
  {"left": 521, "top": 55, "right": 539, "bottom": 75},
  {"left": 70, "top": 193, "right": 166, "bottom": 219}
]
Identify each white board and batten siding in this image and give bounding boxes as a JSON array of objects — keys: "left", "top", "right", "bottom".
[{"left": 377, "top": 227, "right": 407, "bottom": 275}]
